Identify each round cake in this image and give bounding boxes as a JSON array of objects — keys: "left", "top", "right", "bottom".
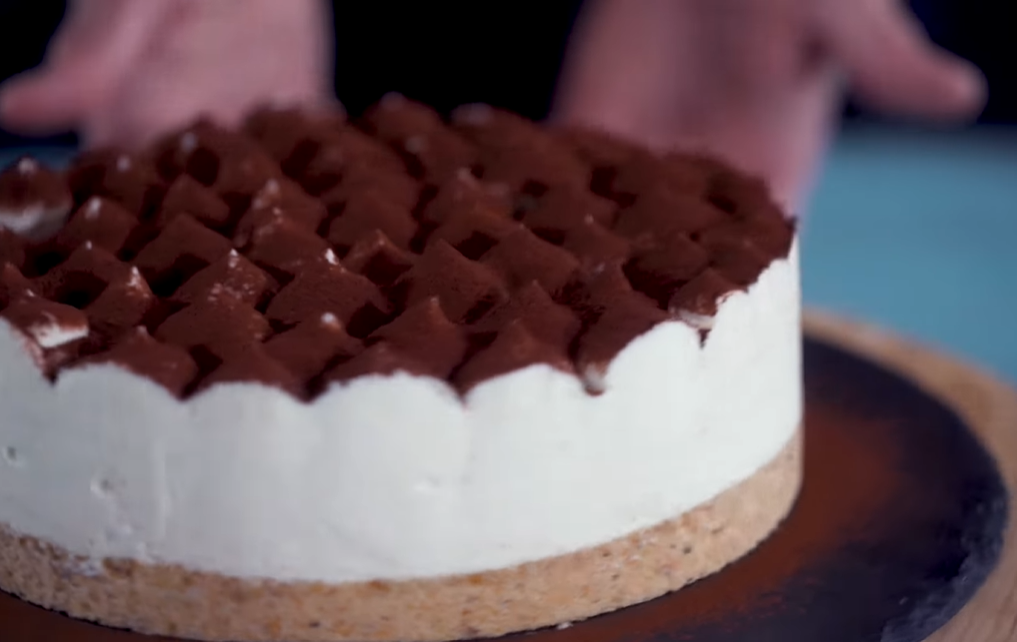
[{"left": 0, "top": 96, "right": 801, "bottom": 642}]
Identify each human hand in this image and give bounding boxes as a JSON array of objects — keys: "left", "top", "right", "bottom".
[
  {"left": 0, "top": 0, "right": 335, "bottom": 149},
  {"left": 552, "top": 0, "right": 987, "bottom": 211}
]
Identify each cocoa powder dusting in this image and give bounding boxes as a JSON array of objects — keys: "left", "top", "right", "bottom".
[{"left": 0, "top": 101, "right": 794, "bottom": 399}]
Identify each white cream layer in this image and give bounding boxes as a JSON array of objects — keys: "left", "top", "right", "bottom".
[{"left": 0, "top": 245, "right": 801, "bottom": 583}]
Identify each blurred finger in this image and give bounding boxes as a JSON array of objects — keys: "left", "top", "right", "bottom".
[
  {"left": 821, "top": 0, "right": 986, "bottom": 120},
  {"left": 0, "top": 0, "right": 170, "bottom": 134}
]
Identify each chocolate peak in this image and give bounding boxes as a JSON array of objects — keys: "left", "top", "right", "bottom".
[
  {"left": 195, "top": 347, "right": 304, "bottom": 399},
  {"left": 54, "top": 196, "right": 137, "bottom": 256},
  {"left": 394, "top": 240, "right": 508, "bottom": 323},
  {"left": 324, "top": 342, "right": 430, "bottom": 385},
  {"left": 455, "top": 319, "right": 573, "bottom": 393},
  {"left": 154, "top": 288, "right": 270, "bottom": 362},
  {"left": 369, "top": 297, "right": 468, "bottom": 378},
  {"left": 343, "top": 230, "right": 415, "bottom": 286},
  {"left": 264, "top": 313, "right": 362, "bottom": 386},
  {"left": 86, "top": 265, "right": 156, "bottom": 336},
  {"left": 265, "top": 259, "right": 390, "bottom": 335},
  {"left": 76, "top": 327, "right": 198, "bottom": 398}
]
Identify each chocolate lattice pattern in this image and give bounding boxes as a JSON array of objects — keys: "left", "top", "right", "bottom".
[{"left": 0, "top": 97, "right": 794, "bottom": 400}]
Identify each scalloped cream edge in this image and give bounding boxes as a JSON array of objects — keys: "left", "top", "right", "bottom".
[{"left": 0, "top": 242, "right": 801, "bottom": 583}]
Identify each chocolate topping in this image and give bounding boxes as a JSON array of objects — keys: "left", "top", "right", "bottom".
[
  {"left": 426, "top": 202, "right": 519, "bottom": 260},
  {"left": 479, "top": 142, "right": 589, "bottom": 195},
  {"left": 419, "top": 169, "right": 513, "bottom": 227},
  {"left": 0, "top": 102, "right": 793, "bottom": 399},
  {"left": 369, "top": 297, "right": 468, "bottom": 378},
  {"left": 394, "top": 240, "right": 508, "bottom": 323},
  {"left": 562, "top": 216, "right": 632, "bottom": 270},
  {"left": 326, "top": 188, "right": 416, "bottom": 253},
  {"left": 320, "top": 168, "right": 420, "bottom": 215},
  {"left": 699, "top": 217, "right": 794, "bottom": 259},
  {"left": 238, "top": 216, "right": 331, "bottom": 281},
  {"left": 156, "top": 174, "right": 231, "bottom": 230},
  {"left": 248, "top": 177, "right": 327, "bottom": 230},
  {"left": 81, "top": 152, "right": 164, "bottom": 217},
  {"left": 149, "top": 121, "right": 211, "bottom": 180},
  {"left": 132, "top": 214, "right": 232, "bottom": 295},
  {"left": 244, "top": 105, "right": 346, "bottom": 164},
  {"left": 0, "top": 155, "right": 71, "bottom": 213},
  {"left": 471, "top": 281, "right": 581, "bottom": 349},
  {"left": 402, "top": 128, "right": 479, "bottom": 183},
  {"left": 615, "top": 191, "right": 727, "bottom": 241},
  {"left": 610, "top": 151, "right": 711, "bottom": 204},
  {"left": 0, "top": 157, "right": 73, "bottom": 240},
  {"left": 704, "top": 233, "right": 774, "bottom": 287},
  {"left": 0, "top": 228, "right": 26, "bottom": 270},
  {"left": 195, "top": 346, "right": 303, "bottom": 398},
  {"left": 624, "top": 234, "right": 710, "bottom": 306},
  {"left": 481, "top": 228, "right": 579, "bottom": 294},
  {"left": 171, "top": 250, "right": 272, "bottom": 308},
  {"left": 455, "top": 319, "right": 573, "bottom": 393},
  {"left": 701, "top": 163, "right": 781, "bottom": 222},
  {"left": 155, "top": 287, "right": 270, "bottom": 363},
  {"left": 264, "top": 313, "right": 362, "bottom": 386},
  {"left": 53, "top": 197, "right": 137, "bottom": 256},
  {"left": 0, "top": 157, "right": 71, "bottom": 211},
  {"left": 294, "top": 128, "right": 404, "bottom": 196},
  {"left": 363, "top": 94, "right": 446, "bottom": 141},
  {"left": 37, "top": 244, "right": 132, "bottom": 307},
  {"left": 669, "top": 268, "right": 737, "bottom": 319},
  {"left": 451, "top": 104, "right": 542, "bottom": 151},
  {"left": 555, "top": 263, "right": 633, "bottom": 323},
  {"left": 324, "top": 342, "right": 430, "bottom": 384},
  {"left": 1, "top": 297, "right": 88, "bottom": 351},
  {"left": 208, "top": 144, "right": 280, "bottom": 207},
  {"left": 78, "top": 327, "right": 198, "bottom": 397},
  {"left": 233, "top": 204, "right": 318, "bottom": 254},
  {"left": 342, "top": 230, "right": 415, "bottom": 286},
  {"left": 86, "top": 267, "right": 156, "bottom": 337},
  {"left": 265, "top": 260, "right": 390, "bottom": 334},
  {"left": 1, "top": 296, "right": 90, "bottom": 376},
  {"left": 363, "top": 94, "right": 479, "bottom": 182},
  {"left": 554, "top": 127, "right": 644, "bottom": 169},
  {"left": 575, "top": 296, "right": 668, "bottom": 390},
  {"left": 0, "top": 263, "right": 33, "bottom": 309},
  {"left": 520, "top": 185, "right": 616, "bottom": 243},
  {"left": 156, "top": 121, "right": 286, "bottom": 219},
  {"left": 453, "top": 105, "right": 589, "bottom": 195}
]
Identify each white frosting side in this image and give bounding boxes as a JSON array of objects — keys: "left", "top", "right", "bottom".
[{"left": 0, "top": 245, "right": 801, "bottom": 583}]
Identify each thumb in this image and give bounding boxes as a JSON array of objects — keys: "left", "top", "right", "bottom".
[{"left": 822, "top": 0, "right": 986, "bottom": 121}]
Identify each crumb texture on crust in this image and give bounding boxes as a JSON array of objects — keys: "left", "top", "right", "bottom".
[
  {"left": 0, "top": 428, "right": 801, "bottom": 642},
  {"left": 0, "top": 99, "right": 794, "bottom": 400}
]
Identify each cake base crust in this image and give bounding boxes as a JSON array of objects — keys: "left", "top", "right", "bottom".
[{"left": 0, "top": 427, "right": 802, "bottom": 642}]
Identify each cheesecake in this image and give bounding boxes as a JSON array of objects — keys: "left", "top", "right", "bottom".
[{"left": 0, "top": 96, "right": 801, "bottom": 641}]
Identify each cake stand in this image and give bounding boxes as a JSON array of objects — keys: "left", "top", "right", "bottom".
[{"left": 0, "top": 311, "right": 1014, "bottom": 642}]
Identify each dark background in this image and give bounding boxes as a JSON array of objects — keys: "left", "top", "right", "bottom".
[{"left": 0, "top": 0, "right": 1013, "bottom": 149}]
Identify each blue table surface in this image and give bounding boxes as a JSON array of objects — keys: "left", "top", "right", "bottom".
[
  {"left": 802, "top": 124, "right": 1017, "bottom": 385},
  {"left": 3, "top": 125, "right": 1016, "bottom": 384}
]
